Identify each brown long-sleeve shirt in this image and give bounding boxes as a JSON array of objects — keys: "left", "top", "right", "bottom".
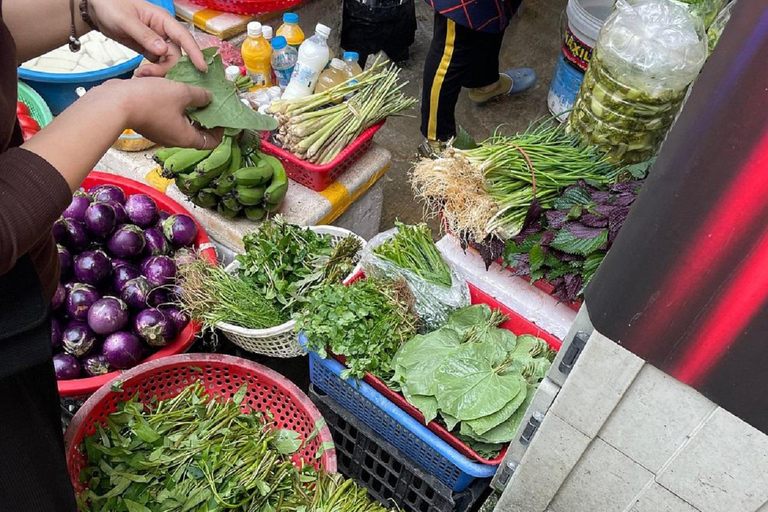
[{"left": 0, "top": 16, "right": 73, "bottom": 299}]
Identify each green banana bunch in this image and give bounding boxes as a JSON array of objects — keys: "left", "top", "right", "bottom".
[{"left": 161, "top": 148, "right": 212, "bottom": 178}]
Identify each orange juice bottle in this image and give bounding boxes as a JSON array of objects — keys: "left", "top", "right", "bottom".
[
  {"left": 276, "top": 13, "right": 305, "bottom": 49},
  {"left": 241, "top": 22, "right": 272, "bottom": 90}
]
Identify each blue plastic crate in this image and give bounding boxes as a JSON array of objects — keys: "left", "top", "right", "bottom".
[{"left": 306, "top": 344, "right": 498, "bottom": 492}]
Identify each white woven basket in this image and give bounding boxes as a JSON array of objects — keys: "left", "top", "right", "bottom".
[{"left": 216, "top": 225, "right": 366, "bottom": 358}]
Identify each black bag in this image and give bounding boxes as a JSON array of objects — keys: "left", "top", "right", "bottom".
[{"left": 341, "top": 0, "right": 417, "bottom": 65}]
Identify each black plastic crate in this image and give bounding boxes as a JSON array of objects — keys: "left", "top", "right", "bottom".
[{"left": 310, "top": 385, "right": 491, "bottom": 512}]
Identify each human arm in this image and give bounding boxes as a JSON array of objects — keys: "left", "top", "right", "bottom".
[{"left": 1, "top": 0, "right": 206, "bottom": 74}]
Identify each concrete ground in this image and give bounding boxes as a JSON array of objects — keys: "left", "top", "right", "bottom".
[{"left": 375, "top": 0, "right": 567, "bottom": 232}]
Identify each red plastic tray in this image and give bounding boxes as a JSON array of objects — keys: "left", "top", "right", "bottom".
[
  {"left": 262, "top": 121, "right": 385, "bottom": 192},
  {"left": 330, "top": 271, "right": 562, "bottom": 465},
  {"left": 56, "top": 172, "right": 217, "bottom": 399},
  {"left": 65, "top": 354, "right": 337, "bottom": 495},
  {"left": 188, "top": 0, "right": 305, "bottom": 15}
]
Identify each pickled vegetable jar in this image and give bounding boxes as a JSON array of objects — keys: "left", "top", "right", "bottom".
[{"left": 567, "top": 0, "right": 707, "bottom": 165}]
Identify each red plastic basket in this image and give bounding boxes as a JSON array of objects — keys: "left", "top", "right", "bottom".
[
  {"left": 65, "top": 354, "right": 337, "bottom": 495},
  {"left": 262, "top": 121, "right": 385, "bottom": 192},
  {"left": 188, "top": 0, "right": 305, "bottom": 16},
  {"left": 329, "top": 271, "right": 562, "bottom": 465},
  {"left": 56, "top": 172, "right": 217, "bottom": 399}
]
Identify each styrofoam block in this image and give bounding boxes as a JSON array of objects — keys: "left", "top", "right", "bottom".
[
  {"left": 598, "top": 365, "right": 716, "bottom": 474},
  {"left": 436, "top": 235, "right": 576, "bottom": 339},
  {"left": 757, "top": 500, "right": 768, "bottom": 512},
  {"left": 630, "top": 483, "right": 701, "bottom": 512},
  {"left": 549, "top": 438, "right": 654, "bottom": 512},
  {"left": 549, "top": 330, "right": 644, "bottom": 438},
  {"left": 547, "top": 305, "right": 594, "bottom": 387},
  {"left": 496, "top": 412, "right": 591, "bottom": 512},
  {"left": 492, "top": 377, "right": 561, "bottom": 491},
  {"left": 657, "top": 407, "right": 768, "bottom": 512}
]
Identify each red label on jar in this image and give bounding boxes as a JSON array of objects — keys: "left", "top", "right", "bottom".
[{"left": 562, "top": 27, "right": 593, "bottom": 72}]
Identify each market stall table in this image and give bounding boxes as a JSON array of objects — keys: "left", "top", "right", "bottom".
[{"left": 95, "top": 144, "right": 389, "bottom": 260}]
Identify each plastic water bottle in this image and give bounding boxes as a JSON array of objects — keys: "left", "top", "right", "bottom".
[
  {"left": 343, "top": 51, "right": 363, "bottom": 77},
  {"left": 281, "top": 24, "right": 331, "bottom": 100},
  {"left": 315, "top": 58, "right": 350, "bottom": 94},
  {"left": 271, "top": 36, "right": 298, "bottom": 89},
  {"left": 276, "top": 12, "right": 305, "bottom": 49}
]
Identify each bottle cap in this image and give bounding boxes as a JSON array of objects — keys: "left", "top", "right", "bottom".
[
  {"left": 283, "top": 12, "right": 299, "bottom": 24},
  {"left": 316, "top": 23, "right": 331, "bottom": 39},
  {"left": 330, "top": 58, "right": 346, "bottom": 70},
  {"left": 225, "top": 66, "right": 241, "bottom": 81},
  {"left": 343, "top": 51, "right": 359, "bottom": 61},
  {"left": 271, "top": 36, "right": 287, "bottom": 50},
  {"left": 247, "top": 22, "right": 262, "bottom": 38},
  {"left": 263, "top": 25, "right": 273, "bottom": 41}
]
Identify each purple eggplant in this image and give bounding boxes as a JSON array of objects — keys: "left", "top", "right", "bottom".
[
  {"left": 82, "top": 354, "right": 114, "bottom": 377},
  {"left": 64, "top": 219, "right": 90, "bottom": 252},
  {"left": 53, "top": 218, "right": 69, "bottom": 245},
  {"left": 84, "top": 202, "right": 117, "bottom": 238},
  {"left": 156, "top": 210, "right": 171, "bottom": 228},
  {"left": 141, "top": 255, "right": 176, "bottom": 287},
  {"left": 113, "top": 264, "right": 140, "bottom": 291},
  {"left": 90, "top": 184, "right": 126, "bottom": 205},
  {"left": 51, "top": 281, "right": 67, "bottom": 310},
  {"left": 161, "top": 305, "right": 190, "bottom": 333},
  {"left": 102, "top": 331, "right": 143, "bottom": 369},
  {"left": 163, "top": 214, "right": 198, "bottom": 247},
  {"left": 125, "top": 194, "right": 158, "bottom": 227},
  {"left": 62, "top": 192, "right": 92, "bottom": 223},
  {"left": 173, "top": 247, "right": 198, "bottom": 268},
  {"left": 110, "top": 258, "right": 134, "bottom": 270},
  {"left": 87, "top": 296, "right": 129, "bottom": 335},
  {"left": 53, "top": 353, "right": 81, "bottom": 380},
  {"left": 143, "top": 226, "right": 170, "bottom": 256},
  {"left": 147, "top": 287, "right": 170, "bottom": 308},
  {"left": 107, "top": 225, "right": 145, "bottom": 258},
  {"left": 66, "top": 283, "right": 101, "bottom": 321},
  {"left": 58, "top": 245, "right": 73, "bottom": 278},
  {"left": 51, "top": 317, "right": 62, "bottom": 348},
  {"left": 109, "top": 201, "right": 128, "bottom": 225},
  {"left": 133, "top": 308, "right": 176, "bottom": 347},
  {"left": 73, "top": 250, "right": 112, "bottom": 286},
  {"left": 61, "top": 320, "right": 96, "bottom": 357},
  {"left": 120, "top": 276, "right": 152, "bottom": 310}
]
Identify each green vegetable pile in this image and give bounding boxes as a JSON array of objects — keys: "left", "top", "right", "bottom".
[
  {"left": 237, "top": 217, "right": 362, "bottom": 315},
  {"left": 299, "top": 278, "right": 420, "bottom": 380},
  {"left": 391, "top": 305, "right": 555, "bottom": 457},
  {"left": 78, "top": 383, "right": 392, "bottom": 512},
  {"left": 373, "top": 222, "right": 452, "bottom": 287}
]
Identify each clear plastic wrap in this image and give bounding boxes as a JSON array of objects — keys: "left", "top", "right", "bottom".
[
  {"left": 707, "top": 1, "right": 736, "bottom": 52},
  {"left": 361, "top": 228, "right": 471, "bottom": 330},
  {"left": 568, "top": 0, "right": 707, "bottom": 164}
]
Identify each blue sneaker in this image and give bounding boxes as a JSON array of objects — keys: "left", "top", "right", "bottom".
[{"left": 469, "top": 68, "right": 538, "bottom": 106}]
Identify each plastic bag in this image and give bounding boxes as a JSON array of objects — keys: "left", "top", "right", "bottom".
[
  {"left": 361, "top": 228, "right": 470, "bottom": 330},
  {"left": 342, "top": 0, "right": 417, "bottom": 65},
  {"left": 707, "top": 1, "right": 736, "bottom": 52},
  {"left": 673, "top": 0, "right": 726, "bottom": 29}
]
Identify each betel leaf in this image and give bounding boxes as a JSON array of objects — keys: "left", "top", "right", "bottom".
[
  {"left": 166, "top": 47, "right": 278, "bottom": 131},
  {"left": 408, "top": 394, "right": 439, "bottom": 424},
  {"left": 466, "top": 383, "right": 527, "bottom": 436},
  {"left": 550, "top": 226, "right": 608, "bottom": 256},
  {"left": 480, "top": 383, "right": 537, "bottom": 444},
  {"left": 398, "top": 330, "right": 462, "bottom": 396},
  {"left": 444, "top": 304, "right": 494, "bottom": 338},
  {"left": 441, "top": 412, "right": 460, "bottom": 431}
]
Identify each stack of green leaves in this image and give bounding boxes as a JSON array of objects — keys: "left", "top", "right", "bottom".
[
  {"left": 391, "top": 305, "right": 555, "bottom": 457},
  {"left": 373, "top": 222, "right": 452, "bottom": 287},
  {"left": 237, "top": 216, "right": 362, "bottom": 315},
  {"left": 299, "top": 278, "right": 420, "bottom": 380}
]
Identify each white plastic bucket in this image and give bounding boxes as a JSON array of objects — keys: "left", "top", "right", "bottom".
[{"left": 548, "top": 0, "right": 613, "bottom": 122}]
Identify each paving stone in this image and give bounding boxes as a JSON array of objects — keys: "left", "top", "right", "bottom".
[
  {"left": 599, "top": 365, "right": 717, "bottom": 473},
  {"left": 631, "top": 483, "right": 701, "bottom": 512},
  {"left": 657, "top": 407, "right": 768, "bottom": 512}
]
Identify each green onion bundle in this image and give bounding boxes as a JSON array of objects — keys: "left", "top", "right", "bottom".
[
  {"left": 269, "top": 57, "right": 416, "bottom": 164},
  {"left": 374, "top": 222, "right": 452, "bottom": 287}
]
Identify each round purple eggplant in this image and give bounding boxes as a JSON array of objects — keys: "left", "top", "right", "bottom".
[
  {"left": 163, "top": 214, "right": 198, "bottom": 247},
  {"left": 53, "top": 217, "right": 69, "bottom": 245},
  {"left": 109, "top": 201, "right": 128, "bottom": 225},
  {"left": 125, "top": 194, "right": 158, "bottom": 227},
  {"left": 66, "top": 283, "right": 101, "bottom": 321},
  {"left": 84, "top": 202, "right": 117, "bottom": 238},
  {"left": 133, "top": 308, "right": 176, "bottom": 347},
  {"left": 156, "top": 210, "right": 171, "bottom": 228},
  {"left": 58, "top": 245, "right": 73, "bottom": 278},
  {"left": 141, "top": 255, "right": 176, "bottom": 287},
  {"left": 113, "top": 264, "right": 140, "bottom": 291},
  {"left": 110, "top": 258, "right": 134, "bottom": 270},
  {"left": 64, "top": 219, "right": 90, "bottom": 252},
  {"left": 51, "top": 281, "right": 67, "bottom": 310},
  {"left": 51, "top": 317, "right": 63, "bottom": 348},
  {"left": 102, "top": 332, "right": 143, "bottom": 369},
  {"left": 62, "top": 192, "right": 91, "bottom": 223},
  {"left": 161, "top": 305, "right": 190, "bottom": 333},
  {"left": 53, "top": 353, "right": 81, "bottom": 380},
  {"left": 173, "top": 247, "right": 197, "bottom": 268},
  {"left": 61, "top": 320, "right": 96, "bottom": 357},
  {"left": 120, "top": 276, "right": 152, "bottom": 310},
  {"left": 87, "top": 296, "right": 129, "bottom": 335},
  {"left": 107, "top": 225, "right": 145, "bottom": 258},
  {"left": 90, "top": 184, "right": 126, "bottom": 205},
  {"left": 147, "top": 287, "right": 170, "bottom": 308},
  {"left": 82, "top": 354, "right": 114, "bottom": 377},
  {"left": 143, "top": 226, "right": 170, "bottom": 256},
  {"left": 74, "top": 250, "right": 112, "bottom": 287}
]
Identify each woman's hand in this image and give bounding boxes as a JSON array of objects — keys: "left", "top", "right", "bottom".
[{"left": 87, "top": 0, "right": 206, "bottom": 77}]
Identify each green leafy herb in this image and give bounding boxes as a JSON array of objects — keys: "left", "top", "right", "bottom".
[
  {"left": 373, "top": 222, "right": 453, "bottom": 287},
  {"left": 166, "top": 47, "right": 278, "bottom": 131}
]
